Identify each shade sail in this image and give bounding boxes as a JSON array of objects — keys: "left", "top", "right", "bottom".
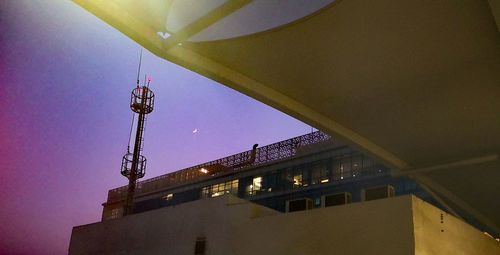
[{"left": 73, "top": 0, "right": 500, "bottom": 235}]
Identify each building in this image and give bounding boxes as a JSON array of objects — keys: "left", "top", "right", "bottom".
[
  {"left": 73, "top": 1, "right": 500, "bottom": 236},
  {"left": 70, "top": 132, "right": 499, "bottom": 254},
  {"left": 101, "top": 132, "right": 433, "bottom": 220},
  {"left": 70, "top": 195, "right": 499, "bottom": 255},
  {"left": 69, "top": 1, "right": 500, "bottom": 253}
]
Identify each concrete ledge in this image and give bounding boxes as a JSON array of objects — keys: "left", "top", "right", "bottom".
[{"left": 69, "top": 195, "right": 499, "bottom": 254}]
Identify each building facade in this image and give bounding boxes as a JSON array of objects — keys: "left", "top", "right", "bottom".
[
  {"left": 71, "top": 195, "right": 499, "bottom": 255},
  {"left": 70, "top": 131, "right": 500, "bottom": 254},
  {"left": 102, "top": 131, "right": 435, "bottom": 221}
]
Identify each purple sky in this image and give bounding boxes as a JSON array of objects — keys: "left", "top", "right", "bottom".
[{"left": 0, "top": 1, "right": 311, "bottom": 254}]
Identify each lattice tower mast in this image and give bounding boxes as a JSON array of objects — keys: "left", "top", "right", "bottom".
[{"left": 121, "top": 50, "right": 155, "bottom": 216}]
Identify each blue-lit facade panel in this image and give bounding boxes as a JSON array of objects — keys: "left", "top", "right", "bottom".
[{"left": 129, "top": 149, "right": 439, "bottom": 215}]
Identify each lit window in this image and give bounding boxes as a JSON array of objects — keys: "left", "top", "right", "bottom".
[
  {"left": 246, "top": 176, "right": 262, "bottom": 196},
  {"left": 110, "top": 208, "right": 122, "bottom": 219},
  {"left": 201, "top": 180, "right": 239, "bottom": 198},
  {"left": 253, "top": 177, "right": 262, "bottom": 190},
  {"left": 162, "top": 193, "right": 173, "bottom": 201},
  {"left": 231, "top": 179, "right": 238, "bottom": 189},
  {"left": 293, "top": 174, "right": 302, "bottom": 187}
]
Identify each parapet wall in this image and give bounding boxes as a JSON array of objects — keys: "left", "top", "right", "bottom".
[{"left": 70, "top": 195, "right": 499, "bottom": 255}]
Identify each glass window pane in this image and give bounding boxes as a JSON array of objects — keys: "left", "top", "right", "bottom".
[{"left": 293, "top": 174, "right": 302, "bottom": 187}]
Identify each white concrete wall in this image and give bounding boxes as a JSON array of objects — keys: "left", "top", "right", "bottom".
[
  {"left": 70, "top": 195, "right": 274, "bottom": 254},
  {"left": 230, "top": 196, "right": 414, "bottom": 255},
  {"left": 69, "top": 195, "right": 498, "bottom": 255},
  {"left": 412, "top": 196, "right": 499, "bottom": 255}
]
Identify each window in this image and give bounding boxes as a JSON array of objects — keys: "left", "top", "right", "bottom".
[
  {"left": 201, "top": 180, "right": 238, "bottom": 198},
  {"left": 110, "top": 208, "right": 122, "bottom": 219},
  {"left": 284, "top": 169, "right": 293, "bottom": 189},
  {"left": 293, "top": 174, "right": 302, "bottom": 187},
  {"left": 262, "top": 172, "right": 278, "bottom": 192},
  {"left": 362, "top": 156, "right": 374, "bottom": 170},
  {"left": 162, "top": 193, "right": 173, "bottom": 201},
  {"left": 333, "top": 159, "right": 350, "bottom": 181},
  {"left": 341, "top": 158, "right": 352, "bottom": 179},
  {"left": 314, "top": 197, "right": 321, "bottom": 207},
  {"left": 253, "top": 176, "right": 262, "bottom": 190},
  {"left": 246, "top": 176, "right": 262, "bottom": 196},
  {"left": 302, "top": 168, "right": 310, "bottom": 186},
  {"left": 289, "top": 167, "right": 305, "bottom": 188},
  {"left": 352, "top": 155, "right": 362, "bottom": 177},
  {"left": 311, "top": 162, "right": 329, "bottom": 184}
]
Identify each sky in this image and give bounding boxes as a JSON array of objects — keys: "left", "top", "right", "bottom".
[{"left": 0, "top": 1, "right": 311, "bottom": 254}]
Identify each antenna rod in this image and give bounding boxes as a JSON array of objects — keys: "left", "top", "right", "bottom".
[
  {"left": 136, "top": 48, "right": 143, "bottom": 86},
  {"left": 146, "top": 75, "right": 152, "bottom": 88}
]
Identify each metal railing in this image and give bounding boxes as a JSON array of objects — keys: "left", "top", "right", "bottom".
[{"left": 107, "top": 131, "right": 332, "bottom": 202}]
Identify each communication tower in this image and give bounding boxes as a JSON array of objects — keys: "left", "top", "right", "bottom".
[{"left": 121, "top": 51, "right": 155, "bottom": 216}]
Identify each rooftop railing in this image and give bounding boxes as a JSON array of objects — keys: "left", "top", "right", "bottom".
[{"left": 107, "top": 131, "right": 332, "bottom": 202}]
